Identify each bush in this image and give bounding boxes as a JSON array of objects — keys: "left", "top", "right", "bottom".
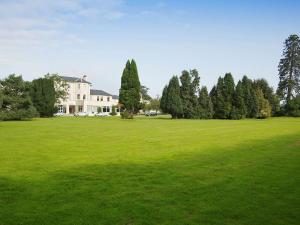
[
  {"left": 110, "top": 105, "right": 117, "bottom": 116},
  {"left": 121, "top": 111, "right": 133, "bottom": 119}
]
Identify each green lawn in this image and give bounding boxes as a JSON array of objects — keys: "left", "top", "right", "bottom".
[{"left": 0, "top": 117, "right": 299, "bottom": 225}]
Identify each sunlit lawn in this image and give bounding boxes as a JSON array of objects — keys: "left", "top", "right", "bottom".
[{"left": 0, "top": 117, "right": 299, "bottom": 225}]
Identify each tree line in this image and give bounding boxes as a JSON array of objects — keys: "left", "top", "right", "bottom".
[{"left": 160, "top": 34, "right": 300, "bottom": 119}]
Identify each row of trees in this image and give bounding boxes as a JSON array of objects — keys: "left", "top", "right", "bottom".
[
  {"left": 160, "top": 71, "right": 278, "bottom": 119},
  {"left": 0, "top": 74, "right": 67, "bottom": 121},
  {"left": 160, "top": 34, "right": 300, "bottom": 119}
]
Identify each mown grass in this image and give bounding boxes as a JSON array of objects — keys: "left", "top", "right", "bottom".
[{"left": 0, "top": 117, "right": 299, "bottom": 225}]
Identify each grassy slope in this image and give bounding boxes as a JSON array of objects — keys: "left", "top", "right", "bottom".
[{"left": 0, "top": 117, "right": 299, "bottom": 225}]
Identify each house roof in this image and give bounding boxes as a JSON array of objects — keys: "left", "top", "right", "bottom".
[
  {"left": 90, "top": 89, "right": 114, "bottom": 96},
  {"left": 60, "top": 76, "right": 91, "bottom": 84},
  {"left": 112, "top": 95, "right": 119, "bottom": 100}
]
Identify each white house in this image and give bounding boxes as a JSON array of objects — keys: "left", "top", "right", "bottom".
[{"left": 56, "top": 76, "right": 120, "bottom": 115}]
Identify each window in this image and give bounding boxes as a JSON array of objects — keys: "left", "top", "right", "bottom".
[
  {"left": 78, "top": 83, "right": 80, "bottom": 89},
  {"left": 83, "top": 94, "right": 86, "bottom": 100},
  {"left": 77, "top": 94, "right": 80, "bottom": 100},
  {"left": 102, "top": 106, "right": 110, "bottom": 113},
  {"left": 116, "top": 108, "right": 120, "bottom": 113},
  {"left": 101, "top": 96, "right": 103, "bottom": 101},
  {"left": 107, "top": 97, "right": 110, "bottom": 102},
  {"left": 97, "top": 96, "right": 99, "bottom": 101},
  {"left": 58, "top": 105, "right": 65, "bottom": 113},
  {"left": 78, "top": 106, "right": 83, "bottom": 112}
]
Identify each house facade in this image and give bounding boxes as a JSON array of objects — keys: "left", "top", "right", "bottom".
[{"left": 57, "top": 76, "right": 119, "bottom": 115}]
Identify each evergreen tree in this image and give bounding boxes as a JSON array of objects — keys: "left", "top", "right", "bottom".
[
  {"left": 288, "top": 95, "right": 300, "bottom": 116},
  {"left": 223, "top": 73, "right": 235, "bottom": 118},
  {"left": 160, "top": 85, "right": 168, "bottom": 113},
  {"left": 198, "top": 86, "right": 213, "bottom": 119},
  {"left": 0, "top": 74, "right": 37, "bottom": 121},
  {"left": 180, "top": 70, "right": 194, "bottom": 118},
  {"left": 212, "top": 77, "right": 226, "bottom": 119},
  {"left": 166, "top": 76, "right": 183, "bottom": 118},
  {"left": 119, "top": 59, "right": 141, "bottom": 117},
  {"left": 30, "top": 78, "right": 56, "bottom": 117},
  {"left": 255, "top": 88, "right": 272, "bottom": 119},
  {"left": 231, "top": 81, "right": 246, "bottom": 119},
  {"left": 241, "top": 76, "right": 258, "bottom": 118},
  {"left": 277, "top": 34, "right": 300, "bottom": 113}
]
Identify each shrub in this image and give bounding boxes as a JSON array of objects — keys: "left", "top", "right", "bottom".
[{"left": 120, "top": 110, "right": 133, "bottom": 119}]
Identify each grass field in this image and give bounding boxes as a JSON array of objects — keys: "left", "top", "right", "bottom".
[{"left": 0, "top": 117, "right": 299, "bottom": 225}]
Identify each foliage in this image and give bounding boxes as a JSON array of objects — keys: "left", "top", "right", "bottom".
[
  {"left": 120, "top": 110, "right": 133, "bottom": 119},
  {"left": 198, "top": 86, "right": 213, "bottom": 119},
  {"left": 255, "top": 88, "right": 272, "bottom": 119},
  {"left": 231, "top": 81, "right": 246, "bottom": 119},
  {"left": 119, "top": 60, "right": 141, "bottom": 117},
  {"left": 241, "top": 76, "right": 258, "bottom": 118},
  {"left": 0, "top": 74, "right": 37, "bottom": 121},
  {"left": 277, "top": 34, "right": 300, "bottom": 110},
  {"left": 30, "top": 77, "right": 56, "bottom": 117},
  {"left": 140, "top": 85, "right": 152, "bottom": 101},
  {"left": 44, "top": 74, "right": 68, "bottom": 103},
  {"left": 179, "top": 70, "right": 200, "bottom": 118},
  {"left": 110, "top": 105, "right": 117, "bottom": 116},
  {"left": 166, "top": 76, "right": 183, "bottom": 118},
  {"left": 160, "top": 85, "right": 168, "bottom": 113}
]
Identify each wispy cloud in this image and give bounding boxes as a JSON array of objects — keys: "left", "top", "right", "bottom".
[{"left": 0, "top": 0, "right": 125, "bottom": 49}]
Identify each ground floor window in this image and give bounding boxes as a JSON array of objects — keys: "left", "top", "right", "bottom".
[
  {"left": 116, "top": 107, "right": 120, "bottom": 113},
  {"left": 58, "top": 105, "right": 66, "bottom": 113},
  {"left": 78, "top": 106, "right": 83, "bottom": 112},
  {"left": 102, "top": 106, "right": 110, "bottom": 113}
]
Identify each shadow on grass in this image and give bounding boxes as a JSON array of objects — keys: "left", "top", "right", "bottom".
[{"left": 0, "top": 134, "right": 299, "bottom": 225}]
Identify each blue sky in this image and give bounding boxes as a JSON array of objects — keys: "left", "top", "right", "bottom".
[{"left": 0, "top": 0, "right": 299, "bottom": 96}]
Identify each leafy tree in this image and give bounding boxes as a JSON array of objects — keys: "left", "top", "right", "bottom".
[
  {"left": 198, "top": 86, "right": 213, "bottom": 119},
  {"left": 160, "top": 85, "right": 168, "bottom": 113},
  {"left": 30, "top": 78, "right": 56, "bottom": 117},
  {"left": 141, "top": 85, "right": 152, "bottom": 101},
  {"left": 0, "top": 74, "right": 37, "bottom": 121},
  {"left": 231, "top": 81, "right": 246, "bottom": 119},
  {"left": 166, "top": 76, "right": 183, "bottom": 118},
  {"left": 255, "top": 89, "right": 272, "bottom": 119},
  {"left": 119, "top": 59, "right": 141, "bottom": 117},
  {"left": 253, "top": 79, "right": 280, "bottom": 116},
  {"left": 288, "top": 95, "right": 300, "bottom": 116},
  {"left": 277, "top": 34, "right": 300, "bottom": 112},
  {"left": 150, "top": 97, "right": 160, "bottom": 113},
  {"left": 44, "top": 74, "right": 68, "bottom": 104}
]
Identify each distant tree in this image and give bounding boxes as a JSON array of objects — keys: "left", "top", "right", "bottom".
[
  {"left": 150, "top": 97, "right": 160, "bottom": 113},
  {"left": 180, "top": 70, "right": 194, "bottom": 118},
  {"left": 166, "top": 76, "right": 183, "bottom": 118},
  {"left": 255, "top": 88, "right": 272, "bottom": 119},
  {"left": 212, "top": 77, "right": 226, "bottom": 119},
  {"left": 30, "top": 78, "right": 56, "bottom": 117},
  {"left": 223, "top": 73, "right": 235, "bottom": 118},
  {"left": 277, "top": 34, "right": 300, "bottom": 113},
  {"left": 253, "top": 79, "right": 280, "bottom": 116},
  {"left": 0, "top": 74, "right": 37, "bottom": 121},
  {"left": 198, "top": 86, "right": 213, "bottom": 119},
  {"left": 0, "top": 89, "right": 3, "bottom": 109},
  {"left": 241, "top": 76, "right": 258, "bottom": 118},
  {"left": 119, "top": 59, "right": 141, "bottom": 118},
  {"left": 141, "top": 85, "right": 152, "bottom": 101},
  {"left": 160, "top": 85, "right": 168, "bottom": 113},
  {"left": 288, "top": 95, "right": 300, "bottom": 116},
  {"left": 231, "top": 81, "right": 246, "bottom": 119},
  {"left": 44, "top": 74, "right": 68, "bottom": 104}
]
